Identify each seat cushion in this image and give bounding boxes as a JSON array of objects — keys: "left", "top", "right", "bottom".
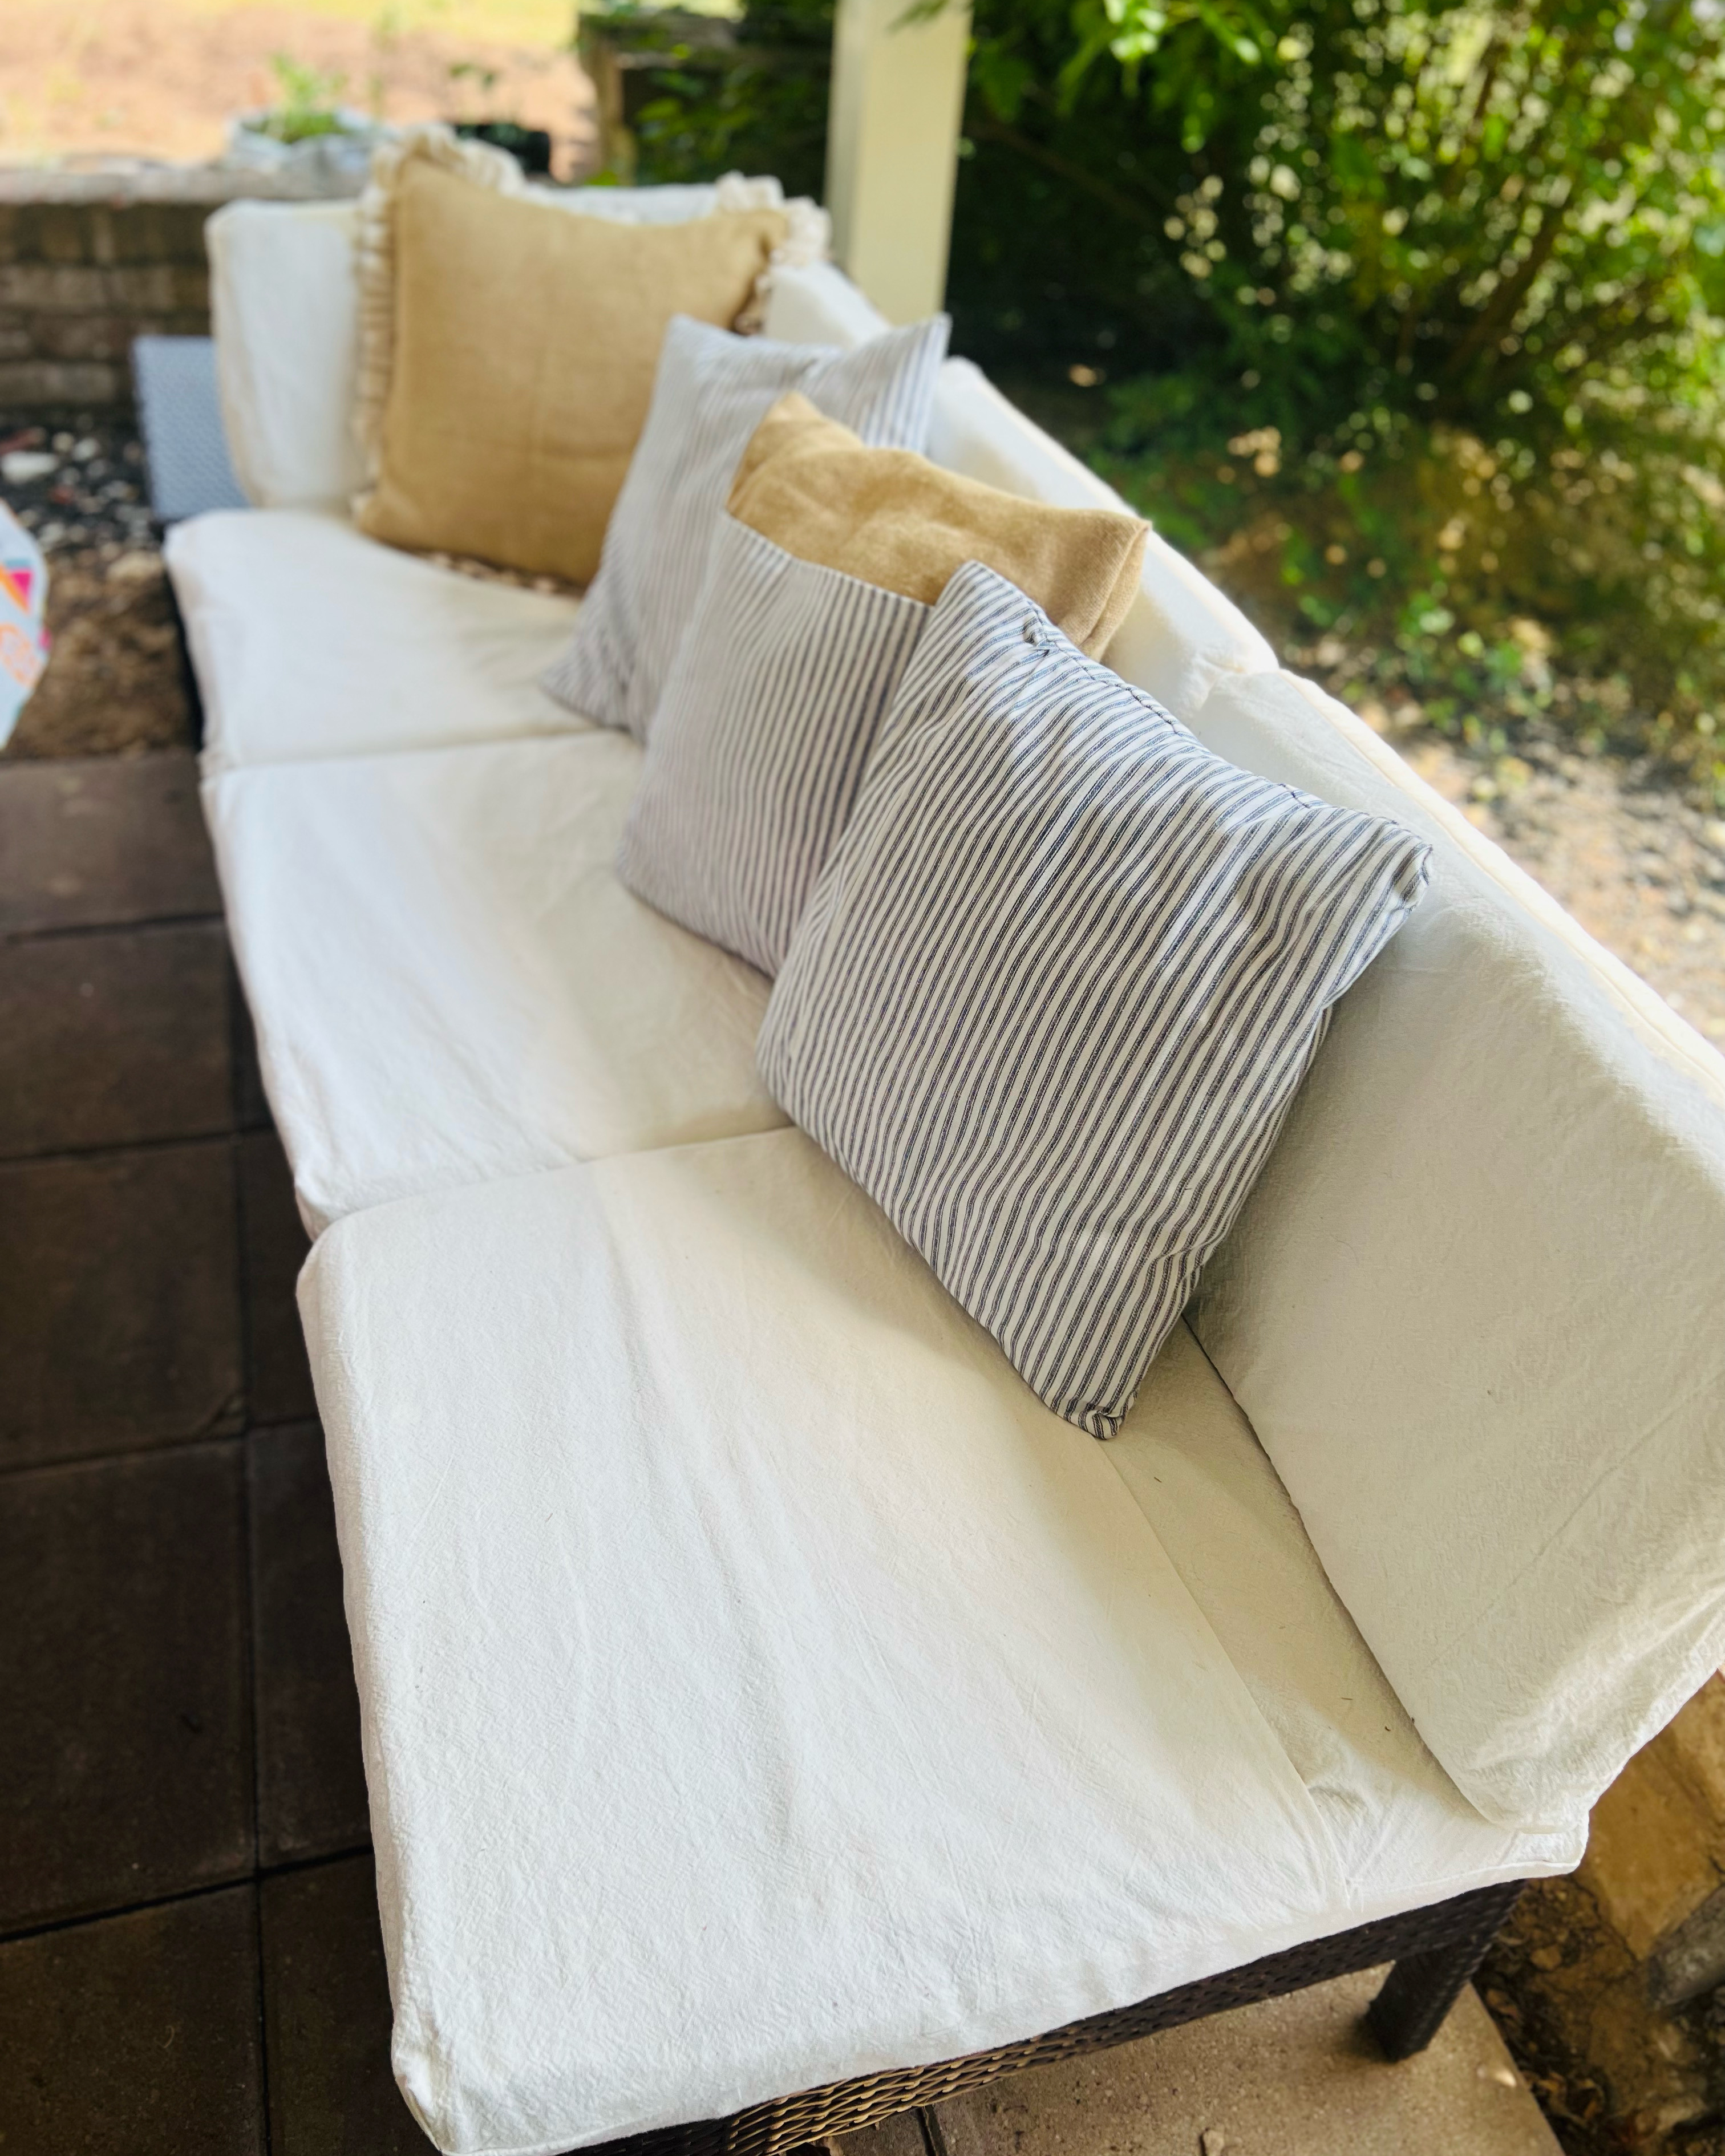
[
  {"left": 206, "top": 733, "right": 784, "bottom": 1231},
  {"left": 166, "top": 508, "right": 582, "bottom": 773},
  {"left": 299, "top": 1129, "right": 1573, "bottom": 2156}
]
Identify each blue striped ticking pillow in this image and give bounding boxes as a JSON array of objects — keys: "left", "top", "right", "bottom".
[
  {"left": 617, "top": 517, "right": 929, "bottom": 975},
  {"left": 541, "top": 312, "right": 948, "bottom": 745},
  {"left": 758, "top": 561, "right": 1432, "bottom": 1438}
]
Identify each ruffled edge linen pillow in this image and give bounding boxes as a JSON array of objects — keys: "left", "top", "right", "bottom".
[{"left": 352, "top": 124, "right": 828, "bottom": 498}]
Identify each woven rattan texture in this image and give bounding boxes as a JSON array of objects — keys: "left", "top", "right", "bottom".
[
  {"left": 599, "top": 1882, "right": 1525, "bottom": 2156},
  {"left": 1366, "top": 1880, "right": 1523, "bottom": 2060}
]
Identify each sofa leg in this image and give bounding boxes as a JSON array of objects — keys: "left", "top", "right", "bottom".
[{"left": 1365, "top": 1883, "right": 1524, "bottom": 2061}]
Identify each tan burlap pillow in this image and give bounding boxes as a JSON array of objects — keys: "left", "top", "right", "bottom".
[
  {"left": 354, "top": 136, "right": 797, "bottom": 583},
  {"left": 728, "top": 393, "right": 1149, "bottom": 656}
]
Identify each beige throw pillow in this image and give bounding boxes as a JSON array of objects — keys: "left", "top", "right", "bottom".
[
  {"left": 728, "top": 394, "right": 1149, "bottom": 656},
  {"left": 355, "top": 144, "right": 791, "bottom": 583}
]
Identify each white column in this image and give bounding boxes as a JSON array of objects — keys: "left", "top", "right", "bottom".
[{"left": 824, "top": 0, "right": 971, "bottom": 325}]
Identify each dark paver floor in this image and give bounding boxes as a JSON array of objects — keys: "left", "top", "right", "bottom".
[{"left": 0, "top": 750, "right": 402, "bottom": 2150}]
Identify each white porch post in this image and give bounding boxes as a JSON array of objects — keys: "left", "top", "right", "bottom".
[{"left": 824, "top": 0, "right": 972, "bottom": 325}]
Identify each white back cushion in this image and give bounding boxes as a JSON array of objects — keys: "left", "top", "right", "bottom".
[
  {"left": 926, "top": 361, "right": 1274, "bottom": 715},
  {"left": 763, "top": 257, "right": 896, "bottom": 346},
  {"left": 1185, "top": 667, "right": 1725, "bottom": 1833},
  {"left": 208, "top": 200, "right": 365, "bottom": 510}
]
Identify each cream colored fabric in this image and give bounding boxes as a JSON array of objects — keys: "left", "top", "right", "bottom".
[
  {"left": 354, "top": 144, "right": 789, "bottom": 582},
  {"left": 730, "top": 392, "right": 1147, "bottom": 658},
  {"left": 301, "top": 1129, "right": 1574, "bottom": 2155},
  {"left": 167, "top": 509, "right": 585, "bottom": 774},
  {"left": 1185, "top": 664, "right": 1725, "bottom": 1834},
  {"left": 205, "top": 732, "right": 784, "bottom": 1230},
  {"left": 208, "top": 200, "right": 366, "bottom": 510}
]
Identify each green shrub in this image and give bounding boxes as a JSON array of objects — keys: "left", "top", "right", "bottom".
[
  {"left": 580, "top": 0, "right": 1725, "bottom": 796},
  {"left": 1072, "top": 0, "right": 1725, "bottom": 795}
]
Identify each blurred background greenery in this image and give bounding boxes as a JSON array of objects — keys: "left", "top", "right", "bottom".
[{"left": 585, "top": 0, "right": 1725, "bottom": 803}]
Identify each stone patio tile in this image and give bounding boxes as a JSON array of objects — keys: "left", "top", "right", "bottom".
[
  {"left": 928, "top": 1969, "right": 1558, "bottom": 2156},
  {"left": 834, "top": 2113, "right": 929, "bottom": 2156},
  {"left": 0, "top": 1443, "right": 252, "bottom": 1932},
  {"left": 250, "top": 1422, "right": 370, "bottom": 1865},
  {"left": 232, "top": 967, "right": 273, "bottom": 1130},
  {"left": 261, "top": 1854, "right": 426, "bottom": 2155},
  {"left": 0, "top": 1138, "right": 244, "bottom": 1469},
  {"left": 240, "top": 1130, "right": 315, "bottom": 1425},
  {"left": 0, "top": 751, "right": 218, "bottom": 935},
  {"left": 0, "top": 921, "right": 232, "bottom": 1157},
  {"left": 0, "top": 1885, "right": 262, "bottom": 2155}
]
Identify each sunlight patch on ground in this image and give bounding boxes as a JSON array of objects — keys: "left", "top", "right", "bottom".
[{"left": 0, "top": 0, "right": 593, "bottom": 170}]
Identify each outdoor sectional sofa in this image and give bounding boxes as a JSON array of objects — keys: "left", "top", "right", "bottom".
[{"left": 164, "top": 183, "right": 1725, "bottom": 2156}]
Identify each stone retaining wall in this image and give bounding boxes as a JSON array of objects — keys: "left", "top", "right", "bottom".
[{"left": 0, "top": 164, "right": 358, "bottom": 412}]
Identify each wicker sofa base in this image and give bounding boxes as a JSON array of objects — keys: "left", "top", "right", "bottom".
[{"left": 601, "top": 1879, "right": 1525, "bottom": 2156}]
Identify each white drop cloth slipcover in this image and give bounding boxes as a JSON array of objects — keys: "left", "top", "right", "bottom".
[
  {"left": 762, "top": 257, "right": 897, "bottom": 348},
  {"left": 1113, "top": 1325, "right": 1577, "bottom": 1901},
  {"left": 301, "top": 1127, "right": 1572, "bottom": 2156},
  {"left": 208, "top": 198, "right": 367, "bottom": 511},
  {"left": 206, "top": 733, "right": 784, "bottom": 1231},
  {"left": 166, "top": 509, "right": 582, "bottom": 772},
  {"left": 1185, "top": 666, "right": 1725, "bottom": 1835}
]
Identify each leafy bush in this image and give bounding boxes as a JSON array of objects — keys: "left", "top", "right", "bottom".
[
  {"left": 584, "top": 0, "right": 1725, "bottom": 797},
  {"left": 1070, "top": 0, "right": 1725, "bottom": 796},
  {"left": 584, "top": 0, "right": 833, "bottom": 201}
]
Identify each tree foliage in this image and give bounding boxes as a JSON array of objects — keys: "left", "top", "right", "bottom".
[{"left": 590, "top": 0, "right": 1725, "bottom": 783}]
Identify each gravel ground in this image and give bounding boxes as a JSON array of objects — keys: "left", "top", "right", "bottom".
[
  {"left": 2, "top": 417, "right": 188, "bottom": 760},
  {"left": 1401, "top": 726, "right": 1725, "bottom": 1049}
]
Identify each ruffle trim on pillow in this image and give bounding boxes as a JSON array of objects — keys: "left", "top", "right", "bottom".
[
  {"left": 350, "top": 127, "right": 831, "bottom": 515},
  {"left": 352, "top": 125, "right": 524, "bottom": 511},
  {"left": 715, "top": 173, "right": 832, "bottom": 332}
]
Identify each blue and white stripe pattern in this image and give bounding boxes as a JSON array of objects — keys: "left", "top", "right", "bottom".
[
  {"left": 542, "top": 313, "right": 948, "bottom": 744},
  {"left": 759, "top": 561, "right": 1432, "bottom": 1438},
  {"left": 618, "top": 518, "right": 929, "bottom": 975}
]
